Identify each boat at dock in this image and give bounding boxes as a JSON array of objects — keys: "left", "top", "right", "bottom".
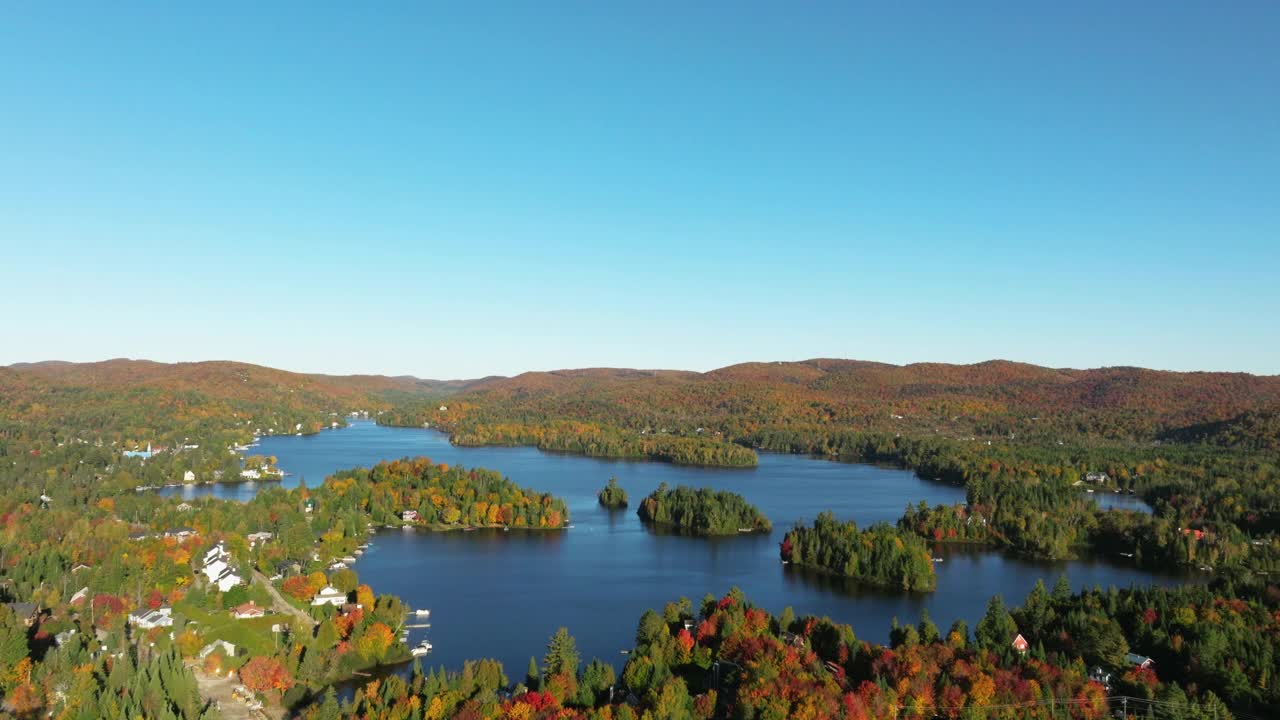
[
  {"left": 410, "top": 640, "right": 433, "bottom": 656},
  {"left": 413, "top": 609, "right": 430, "bottom": 617}
]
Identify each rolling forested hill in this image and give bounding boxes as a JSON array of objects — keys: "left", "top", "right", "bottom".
[
  {"left": 418, "top": 358, "right": 1280, "bottom": 445},
  {"left": 0, "top": 359, "right": 478, "bottom": 448}
]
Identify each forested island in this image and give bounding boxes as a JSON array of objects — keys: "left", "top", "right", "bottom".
[
  {"left": 781, "top": 512, "right": 938, "bottom": 591},
  {"left": 636, "top": 483, "right": 771, "bottom": 535},
  {"left": 326, "top": 458, "right": 570, "bottom": 530},
  {"left": 597, "top": 477, "right": 628, "bottom": 508}
]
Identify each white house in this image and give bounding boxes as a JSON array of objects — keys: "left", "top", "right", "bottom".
[
  {"left": 203, "top": 543, "right": 228, "bottom": 566},
  {"left": 247, "top": 531, "right": 273, "bottom": 548},
  {"left": 128, "top": 607, "right": 173, "bottom": 629},
  {"left": 183, "top": 470, "right": 196, "bottom": 482},
  {"left": 311, "top": 586, "right": 347, "bottom": 607},
  {"left": 401, "top": 510, "right": 420, "bottom": 522},
  {"left": 201, "top": 543, "right": 243, "bottom": 592},
  {"left": 240, "top": 469, "right": 261, "bottom": 480}
]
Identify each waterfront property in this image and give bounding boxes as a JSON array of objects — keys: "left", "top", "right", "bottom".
[{"left": 311, "top": 586, "right": 347, "bottom": 607}]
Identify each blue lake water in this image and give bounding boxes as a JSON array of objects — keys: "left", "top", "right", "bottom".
[{"left": 163, "top": 421, "right": 1187, "bottom": 677}]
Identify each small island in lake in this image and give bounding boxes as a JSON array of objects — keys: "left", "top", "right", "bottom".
[
  {"left": 637, "top": 482, "right": 770, "bottom": 535},
  {"left": 328, "top": 457, "right": 570, "bottom": 530},
  {"left": 781, "top": 511, "right": 937, "bottom": 591},
  {"left": 597, "top": 477, "right": 628, "bottom": 508}
]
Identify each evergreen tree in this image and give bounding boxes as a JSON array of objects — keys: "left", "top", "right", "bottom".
[
  {"left": 543, "top": 627, "right": 580, "bottom": 678},
  {"left": 975, "top": 595, "right": 1018, "bottom": 652},
  {"left": 526, "top": 655, "right": 540, "bottom": 691}
]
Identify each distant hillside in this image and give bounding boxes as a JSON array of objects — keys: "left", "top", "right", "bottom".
[
  {"left": 437, "top": 358, "right": 1280, "bottom": 443},
  {"left": 0, "top": 359, "right": 481, "bottom": 447},
  {"left": 1159, "top": 408, "right": 1280, "bottom": 452}
]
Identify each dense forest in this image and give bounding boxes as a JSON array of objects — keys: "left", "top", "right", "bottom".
[
  {"left": 300, "top": 582, "right": 1263, "bottom": 719},
  {"left": 440, "top": 420, "right": 757, "bottom": 467},
  {"left": 0, "top": 359, "right": 456, "bottom": 450},
  {"left": 397, "top": 360, "right": 1280, "bottom": 448},
  {"left": 781, "top": 512, "right": 938, "bottom": 591},
  {"left": 598, "top": 478, "right": 628, "bottom": 509},
  {"left": 636, "top": 484, "right": 771, "bottom": 536}
]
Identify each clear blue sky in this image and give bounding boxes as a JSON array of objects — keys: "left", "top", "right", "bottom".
[{"left": 2, "top": 3, "right": 1277, "bottom": 378}]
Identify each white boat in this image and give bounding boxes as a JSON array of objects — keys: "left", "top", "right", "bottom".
[
  {"left": 410, "top": 640, "right": 432, "bottom": 656},
  {"left": 933, "top": 557, "right": 944, "bottom": 563},
  {"left": 414, "top": 609, "right": 431, "bottom": 617}
]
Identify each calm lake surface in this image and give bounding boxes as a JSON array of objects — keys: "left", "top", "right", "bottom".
[{"left": 166, "top": 421, "right": 1185, "bottom": 676}]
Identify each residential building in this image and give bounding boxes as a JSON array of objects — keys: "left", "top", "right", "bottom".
[
  {"left": 1126, "top": 653, "right": 1155, "bottom": 669},
  {"left": 231, "top": 602, "right": 265, "bottom": 619},
  {"left": 311, "top": 586, "right": 347, "bottom": 607},
  {"left": 201, "top": 543, "right": 242, "bottom": 592},
  {"left": 128, "top": 607, "right": 173, "bottom": 629},
  {"left": 4, "top": 602, "right": 39, "bottom": 627},
  {"left": 1011, "top": 633, "right": 1029, "bottom": 654}
]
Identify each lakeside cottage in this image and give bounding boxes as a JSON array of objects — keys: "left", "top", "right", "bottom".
[
  {"left": 401, "top": 509, "right": 420, "bottom": 522},
  {"left": 1011, "top": 633, "right": 1029, "bottom": 654},
  {"left": 311, "top": 586, "right": 347, "bottom": 607}
]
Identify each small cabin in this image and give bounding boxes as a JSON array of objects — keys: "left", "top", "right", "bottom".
[
  {"left": 1011, "top": 633, "right": 1029, "bottom": 654},
  {"left": 231, "top": 602, "right": 265, "bottom": 619},
  {"left": 1126, "top": 653, "right": 1155, "bottom": 670}
]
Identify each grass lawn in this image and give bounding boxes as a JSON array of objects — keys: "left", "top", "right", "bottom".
[{"left": 175, "top": 601, "right": 283, "bottom": 656}]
